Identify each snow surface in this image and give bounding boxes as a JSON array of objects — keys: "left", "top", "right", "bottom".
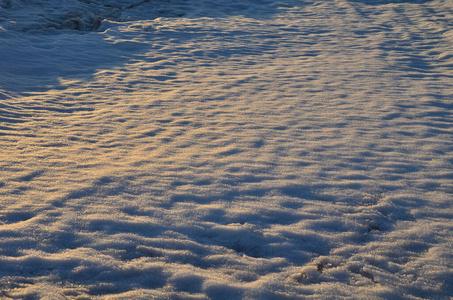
[{"left": 1, "top": 0, "right": 452, "bottom": 298}]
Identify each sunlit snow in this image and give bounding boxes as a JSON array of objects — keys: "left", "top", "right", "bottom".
[{"left": 0, "top": 0, "right": 452, "bottom": 299}]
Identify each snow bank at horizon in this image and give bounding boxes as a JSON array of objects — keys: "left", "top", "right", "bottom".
[{"left": 0, "top": 0, "right": 452, "bottom": 299}]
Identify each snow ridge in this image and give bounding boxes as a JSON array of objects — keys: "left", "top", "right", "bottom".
[{"left": 0, "top": 0, "right": 185, "bottom": 32}]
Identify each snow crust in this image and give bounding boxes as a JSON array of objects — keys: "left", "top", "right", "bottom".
[{"left": 1, "top": 0, "right": 452, "bottom": 298}]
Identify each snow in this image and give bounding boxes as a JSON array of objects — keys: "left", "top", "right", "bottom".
[{"left": 1, "top": 0, "right": 452, "bottom": 298}]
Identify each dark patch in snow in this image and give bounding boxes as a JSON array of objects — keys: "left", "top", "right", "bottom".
[
  {"left": 15, "top": 170, "right": 44, "bottom": 182},
  {"left": 1, "top": 211, "right": 34, "bottom": 224},
  {"left": 0, "top": 0, "right": 12, "bottom": 9},
  {"left": 205, "top": 284, "right": 243, "bottom": 300}
]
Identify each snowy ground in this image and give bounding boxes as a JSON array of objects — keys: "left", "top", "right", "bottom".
[{"left": 1, "top": 0, "right": 452, "bottom": 299}]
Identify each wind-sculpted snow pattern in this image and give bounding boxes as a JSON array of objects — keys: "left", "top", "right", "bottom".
[
  {"left": 0, "top": 0, "right": 452, "bottom": 299},
  {"left": 0, "top": 0, "right": 186, "bottom": 32}
]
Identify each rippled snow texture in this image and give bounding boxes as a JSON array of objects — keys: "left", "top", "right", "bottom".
[{"left": 0, "top": 0, "right": 452, "bottom": 299}]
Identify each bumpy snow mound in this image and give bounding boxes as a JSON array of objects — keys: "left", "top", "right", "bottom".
[{"left": 0, "top": 0, "right": 184, "bottom": 32}]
